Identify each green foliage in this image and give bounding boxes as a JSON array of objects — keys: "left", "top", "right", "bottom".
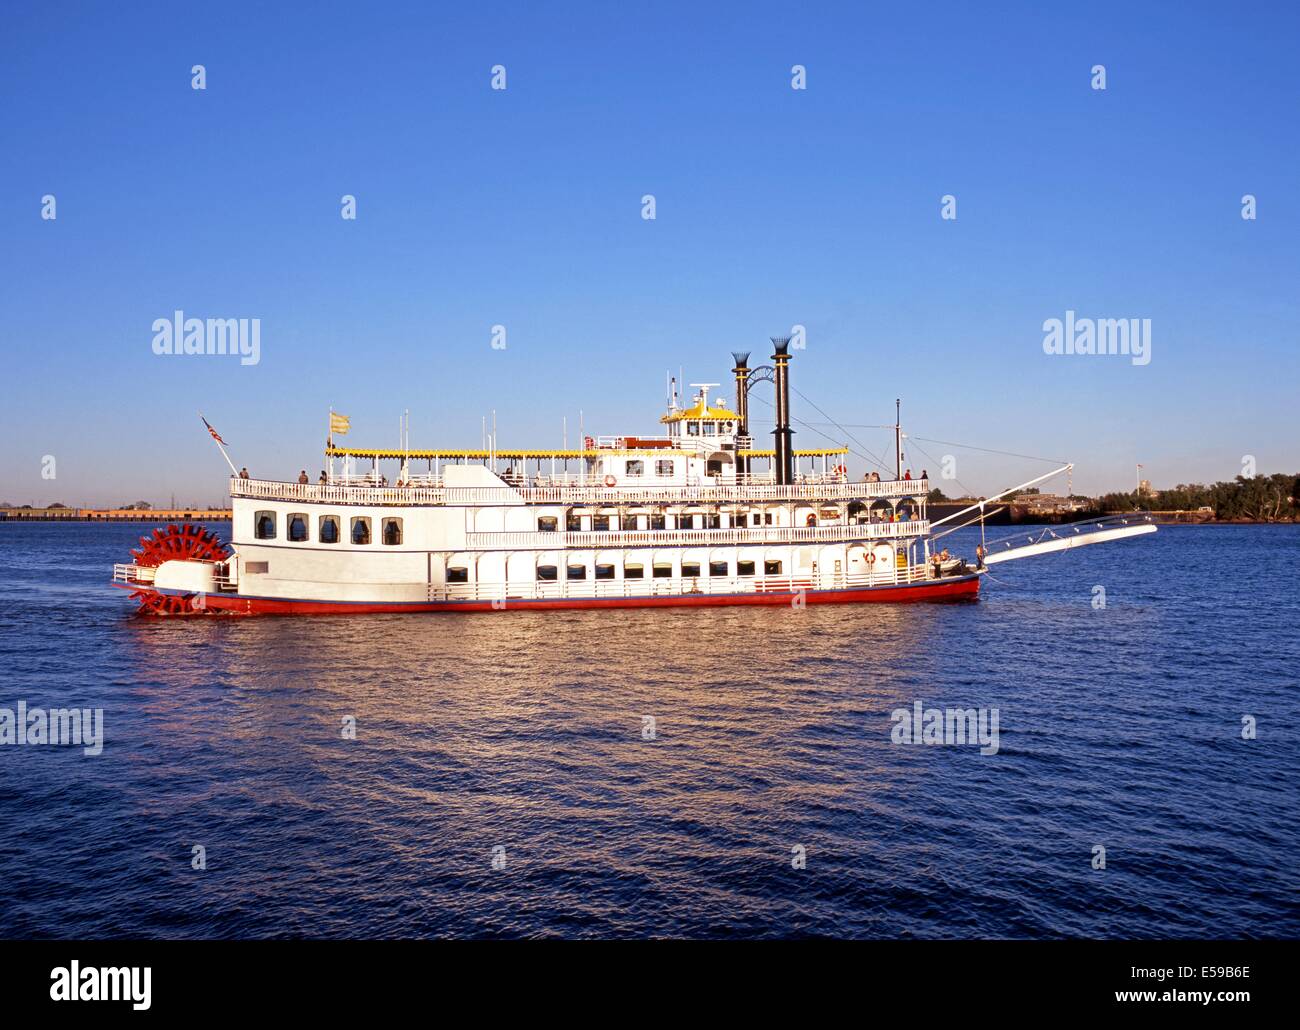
[{"left": 1099, "top": 474, "right": 1299, "bottom": 521}]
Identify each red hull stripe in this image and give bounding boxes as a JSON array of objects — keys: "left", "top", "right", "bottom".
[{"left": 122, "top": 575, "right": 980, "bottom": 615}]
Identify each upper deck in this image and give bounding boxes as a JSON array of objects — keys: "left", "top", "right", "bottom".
[{"left": 230, "top": 474, "right": 931, "bottom": 508}]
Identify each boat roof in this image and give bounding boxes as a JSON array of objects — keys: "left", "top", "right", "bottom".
[
  {"left": 324, "top": 445, "right": 849, "bottom": 460},
  {"left": 659, "top": 400, "right": 739, "bottom": 423}
]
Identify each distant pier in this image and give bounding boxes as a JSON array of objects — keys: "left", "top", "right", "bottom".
[{"left": 0, "top": 508, "right": 232, "bottom": 522}]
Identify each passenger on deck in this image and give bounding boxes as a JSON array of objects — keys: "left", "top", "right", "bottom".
[
  {"left": 318, "top": 471, "right": 327, "bottom": 484},
  {"left": 868, "top": 471, "right": 881, "bottom": 483},
  {"left": 920, "top": 469, "right": 929, "bottom": 481},
  {"left": 298, "top": 470, "right": 309, "bottom": 484},
  {"left": 239, "top": 467, "right": 250, "bottom": 479},
  {"left": 904, "top": 469, "right": 913, "bottom": 480}
]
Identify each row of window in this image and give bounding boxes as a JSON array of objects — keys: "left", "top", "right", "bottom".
[
  {"left": 255, "top": 511, "right": 403, "bottom": 545},
  {"left": 444, "top": 559, "right": 784, "bottom": 583},
  {"left": 538, "top": 512, "right": 775, "bottom": 532},
  {"left": 681, "top": 421, "right": 735, "bottom": 436},
  {"left": 620, "top": 459, "right": 675, "bottom": 477}
]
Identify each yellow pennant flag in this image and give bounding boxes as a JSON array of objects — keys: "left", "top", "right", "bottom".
[{"left": 330, "top": 412, "right": 350, "bottom": 435}]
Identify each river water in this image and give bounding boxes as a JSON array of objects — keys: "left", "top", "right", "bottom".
[{"left": 0, "top": 521, "right": 1296, "bottom": 938}]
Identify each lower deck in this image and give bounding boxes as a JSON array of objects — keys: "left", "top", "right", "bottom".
[{"left": 174, "top": 570, "right": 982, "bottom": 614}]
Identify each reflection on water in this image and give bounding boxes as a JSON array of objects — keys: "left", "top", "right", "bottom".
[{"left": 1, "top": 522, "right": 1297, "bottom": 938}]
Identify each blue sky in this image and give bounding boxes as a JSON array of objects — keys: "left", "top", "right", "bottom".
[{"left": 2, "top": 1, "right": 1297, "bottom": 505}]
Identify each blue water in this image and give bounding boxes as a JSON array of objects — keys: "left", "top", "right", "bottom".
[{"left": 0, "top": 521, "right": 1296, "bottom": 939}]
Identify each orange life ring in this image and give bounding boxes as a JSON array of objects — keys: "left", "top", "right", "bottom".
[
  {"left": 865, "top": 552, "right": 876, "bottom": 565},
  {"left": 604, "top": 474, "right": 617, "bottom": 487}
]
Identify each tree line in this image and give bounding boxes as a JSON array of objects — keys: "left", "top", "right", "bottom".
[{"left": 1098, "top": 473, "right": 1300, "bottom": 521}]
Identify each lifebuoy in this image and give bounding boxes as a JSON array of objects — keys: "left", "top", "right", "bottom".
[
  {"left": 604, "top": 474, "right": 617, "bottom": 487},
  {"left": 865, "top": 552, "right": 876, "bottom": 565}
]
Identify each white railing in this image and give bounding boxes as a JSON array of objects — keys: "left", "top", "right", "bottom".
[
  {"left": 437, "top": 565, "right": 940, "bottom": 602},
  {"left": 464, "top": 520, "right": 929, "bottom": 550},
  {"left": 228, "top": 476, "right": 929, "bottom": 507},
  {"left": 113, "top": 563, "right": 154, "bottom": 585}
]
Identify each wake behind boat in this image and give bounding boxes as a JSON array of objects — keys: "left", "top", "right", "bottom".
[{"left": 111, "top": 339, "right": 1155, "bottom": 615}]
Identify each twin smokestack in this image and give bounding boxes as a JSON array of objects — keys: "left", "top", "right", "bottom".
[{"left": 731, "top": 338, "right": 795, "bottom": 486}]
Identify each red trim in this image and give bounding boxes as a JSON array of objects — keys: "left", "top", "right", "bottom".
[{"left": 128, "top": 575, "right": 979, "bottom": 616}]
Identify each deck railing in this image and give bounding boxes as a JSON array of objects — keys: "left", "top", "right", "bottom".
[
  {"left": 464, "top": 520, "right": 928, "bottom": 550},
  {"left": 228, "top": 476, "right": 929, "bottom": 507}
]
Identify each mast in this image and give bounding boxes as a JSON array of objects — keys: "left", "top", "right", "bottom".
[{"left": 895, "top": 398, "right": 902, "bottom": 480}]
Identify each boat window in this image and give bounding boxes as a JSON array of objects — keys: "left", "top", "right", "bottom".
[
  {"left": 709, "top": 560, "right": 728, "bottom": 576},
  {"left": 594, "top": 563, "right": 615, "bottom": 580},
  {"left": 567, "top": 564, "right": 586, "bottom": 580},
  {"left": 447, "top": 566, "right": 469, "bottom": 583},
  {"left": 752, "top": 513, "right": 762, "bottom": 526},
  {"left": 737, "top": 560, "right": 756, "bottom": 576},
  {"left": 566, "top": 512, "right": 582, "bottom": 531},
  {"left": 653, "top": 563, "right": 672, "bottom": 578},
  {"left": 625, "top": 460, "right": 644, "bottom": 477},
  {"left": 681, "top": 562, "right": 701, "bottom": 577},
  {"left": 686, "top": 421, "right": 699, "bottom": 435},
  {"left": 536, "top": 565, "right": 558, "bottom": 581},
  {"left": 705, "top": 513, "right": 721, "bottom": 529},
  {"left": 655, "top": 460, "right": 674, "bottom": 476},
  {"left": 318, "top": 515, "right": 340, "bottom": 544},
  {"left": 593, "top": 514, "right": 610, "bottom": 531},
  {"left": 650, "top": 513, "right": 666, "bottom": 530},
  {"left": 702, "top": 422, "right": 717, "bottom": 436},
  {"left": 245, "top": 561, "right": 269, "bottom": 574},
  {"left": 764, "top": 559, "right": 783, "bottom": 575},
  {"left": 254, "top": 511, "right": 276, "bottom": 539},
  {"left": 624, "top": 563, "right": 644, "bottom": 579},
  {"left": 287, "top": 513, "right": 308, "bottom": 542},
  {"left": 706, "top": 459, "right": 724, "bottom": 475},
  {"left": 382, "top": 518, "right": 403, "bottom": 545},
  {"left": 537, "top": 516, "right": 558, "bottom": 532},
  {"left": 351, "top": 517, "right": 371, "bottom": 545}
]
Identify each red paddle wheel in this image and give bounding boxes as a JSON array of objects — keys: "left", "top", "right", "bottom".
[{"left": 127, "top": 523, "right": 230, "bottom": 616}]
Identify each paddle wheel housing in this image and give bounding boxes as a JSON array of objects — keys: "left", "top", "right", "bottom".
[{"left": 124, "top": 523, "right": 230, "bottom": 616}]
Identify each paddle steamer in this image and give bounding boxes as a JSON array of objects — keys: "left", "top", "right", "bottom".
[{"left": 111, "top": 340, "right": 1155, "bottom": 615}]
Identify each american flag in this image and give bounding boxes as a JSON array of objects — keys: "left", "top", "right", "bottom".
[{"left": 201, "top": 415, "right": 226, "bottom": 445}]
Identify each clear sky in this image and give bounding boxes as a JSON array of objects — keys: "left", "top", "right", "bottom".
[{"left": 2, "top": 1, "right": 1297, "bottom": 506}]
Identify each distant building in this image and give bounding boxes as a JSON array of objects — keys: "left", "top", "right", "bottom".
[
  {"left": 1138, "top": 479, "right": 1155, "bottom": 497},
  {"left": 1012, "top": 493, "right": 1088, "bottom": 513}
]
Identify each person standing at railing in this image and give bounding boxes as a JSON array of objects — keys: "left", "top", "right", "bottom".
[
  {"left": 318, "top": 471, "right": 328, "bottom": 484},
  {"left": 239, "top": 467, "right": 250, "bottom": 479},
  {"left": 298, "top": 470, "right": 309, "bottom": 484}
]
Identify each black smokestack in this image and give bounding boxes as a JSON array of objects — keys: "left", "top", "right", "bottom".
[
  {"left": 731, "top": 351, "right": 750, "bottom": 475},
  {"left": 771, "top": 337, "right": 794, "bottom": 486}
]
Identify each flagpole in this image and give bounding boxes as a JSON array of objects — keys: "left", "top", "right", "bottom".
[{"left": 198, "top": 412, "right": 239, "bottom": 476}]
